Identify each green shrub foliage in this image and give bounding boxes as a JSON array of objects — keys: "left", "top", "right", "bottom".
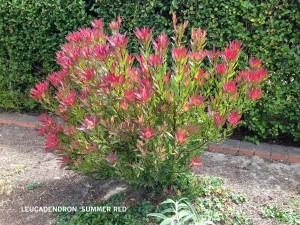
[{"left": 1, "top": 0, "right": 299, "bottom": 140}]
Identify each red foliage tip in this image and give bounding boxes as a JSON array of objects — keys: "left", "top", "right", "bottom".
[
  {"left": 172, "top": 47, "right": 188, "bottom": 62},
  {"left": 249, "top": 56, "right": 262, "bottom": 69},
  {"left": 141, "top": 125, "right": 155, "bottom": 139},
  {"left": 30, "top": 81, "right": 49, "bottom": 100},
  {"left": 189, "top": 156, "right": 203, "bottom": 169},
  {"left": 105, "top": 152, "right": 118, "bottom": 163},
  {"left": 215, "top": 63, "right": 228, "bottom": 76},
  {"left": 175, "top": 128, "right": 189, "bottom": 144},
  {"left": 189, "top": 95, "right": 204, "bottom": 106},
  {"left": 213, "top": 113, "right": 225, "bottom": 127}
]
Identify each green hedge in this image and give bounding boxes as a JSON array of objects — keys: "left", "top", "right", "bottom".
[
  {"left": 0, "top": 0, "right": 299, "bottom": 141},
  {"left": 0, "top": 0, "right": 91, "bottom": 110}
]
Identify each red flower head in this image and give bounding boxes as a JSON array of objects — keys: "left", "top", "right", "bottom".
[
  {"left": 215, "top": 63, "right": 228, "bottom": 76},
  {"left": 141, "top": 125, "right": 155, "bottom": 139},
  {"left": 214, "top": 113, "right": 225, "bottom": 127},
  {"left": 175, "top": 128, "right": 189, "bottom": 144},
  {"left": 172, "top": 47, "right": 188, "bottom": 62},
  {"left": 153, "top": 33, "right": 169, "bottom": 54},
  {"left": 223, "top": 80, "right": 238, "bottom": 93},
  {"left": 249, "top": 56, "right": 262, "bottom": 69},
  {"left": 223, "top": 47, "right": 238, "bottom": 61},
  {"left": 105, "top": 152, "right": 118, "bottom": 163},
  {"left": 189, "top": 156, "right": 203, "bottom": 169},
  {"left": 189, "top": 95, "right": 204, "bottom": 106},
  {"left": 109, "top": 15, "right": 122, "bottom": 33},
  {"left": 248, "top": 87, "right": 262, "bottom": 100},
  {"left": 228, "top": 110, "right": 242, "bottom": 126},
  {"left": 30, "top": 81, "right": 49, "bottom": 100}
]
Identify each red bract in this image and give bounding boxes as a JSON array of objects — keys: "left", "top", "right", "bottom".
[
  {"left": 191, "top": 28, "right": 206, "bottom": 51},
  {"left": 189, "top": 95, "right": 204, "bottom": 106},
  {"left": 228, "top": 110, "right": 242, "bottom": 125},
  {"left": 39, "top": 114, "right": 54, "bottom": 127},
  {"left": 141, "top": 125, "right": 155, "bottom": 139},
  {"left": 215, "top": 63, "right": 228, "bottom": 76},
  {"left": 148, "top": 54, "right": 162, "bottom": 67},
  {"left": 248, "top": 87, "right": 262, "bottom": 100},
  {"left": 91, "top": 19, "right": 104, "bottom": 29},
  {"left": 79, "top": 115, "right": 98, "bottom": 131},
  {"left": 44, "top": 133, "right": 59, "bottom": 149},
  {"left": 189, "top": 156, "right": 203, "bottom": 169},
  {"left": 30, "top": 81, "right": 49, "bottom": 100},
  {"left": 229, "top": 41, "right": 241, "bottom": 52},
  {"left": 249, "top": 56, "right": 262, "bottom": 69},
  {"left": 107, "top": 34, "right": 128, "bottom": 48},
  {"left": 172, "top": 47, "right": 187, "bottom": 62},
  {"left": 48, "top": 70, "right": 68, "bottom": 87},
  {"left": 153, "top": 33, "right": 169, "bottom": 54},
  {"left": 80, "top": 68, "right": 95, "bottom": 81},
  {"left": 109, "top": 15, "right": 122, "bottom": 33},
  {"left": 223, "top": 80, "right": 237, "bottom": 93},
  {"left": 189, "top": 51, "right": 206, "bottom": 62},
  {"left": 134, "top": 27, "right": 154, "bottom": 43},
  {"left": 135, "top": 88, "right": 151, "bottom": 102},
  {"left": 104, "top": 72, "right": 124, "bottom": 85},
  {"left": 214, "top": 113, "right": 225, "bottom": 127},
  {"left": 124, "top": 90, "right": 136, "bottom": 102},
  {"left": 175, "top": 128, "right": 188, "bottom": 144},
  {"left": 92, "top": 44, "right": 109, "bottom": 61},
  {"left": 205, "top": 46, "right": 220, "bottom": 63},
  {"left": 120, "top": 101, "right": 128, "bottom": 110},
  {"left": 247, "top": 70, "right": 267, "bottom": 83},
  {"left": 223, "top": 47, "right": 238, "bottom": 61},
  {"left": 61, "top": 91, "right": 77, "bottom": 107}
]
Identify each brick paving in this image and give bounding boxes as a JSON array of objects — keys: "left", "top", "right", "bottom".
[{"left": 0, "top": 112, "right": 299, "bottom": 163}]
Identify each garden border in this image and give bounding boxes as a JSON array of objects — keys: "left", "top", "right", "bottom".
[{"left": 0, "top": 113, "right": 299, "bottom": 163}]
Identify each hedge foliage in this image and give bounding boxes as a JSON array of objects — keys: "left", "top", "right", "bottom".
[
  {"left": 0, "top": 0, "right": 299, "bottom": 141},
  {"left": 0, "top": 0, "right": 91, "bottom": 109}
]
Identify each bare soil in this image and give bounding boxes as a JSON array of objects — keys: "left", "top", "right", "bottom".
[{"left": 0, "top": 124, "right": 299, "bottom": 225}]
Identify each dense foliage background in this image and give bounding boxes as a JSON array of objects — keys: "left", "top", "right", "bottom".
[{"left": 0, "top": 0, "right": 299, "bottom": 141}]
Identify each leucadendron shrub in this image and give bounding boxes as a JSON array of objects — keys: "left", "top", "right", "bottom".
[{"left": 31, "top": 15, "right": 267, "bottom": 188}]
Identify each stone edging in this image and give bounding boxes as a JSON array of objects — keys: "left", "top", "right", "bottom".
[{"left": 0, "top": 113, "right": 299, "bottom": 163}]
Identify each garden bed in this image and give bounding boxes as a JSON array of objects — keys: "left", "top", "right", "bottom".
[{"left": 0, "top": 124, "right": 299, "bottom": 224}]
